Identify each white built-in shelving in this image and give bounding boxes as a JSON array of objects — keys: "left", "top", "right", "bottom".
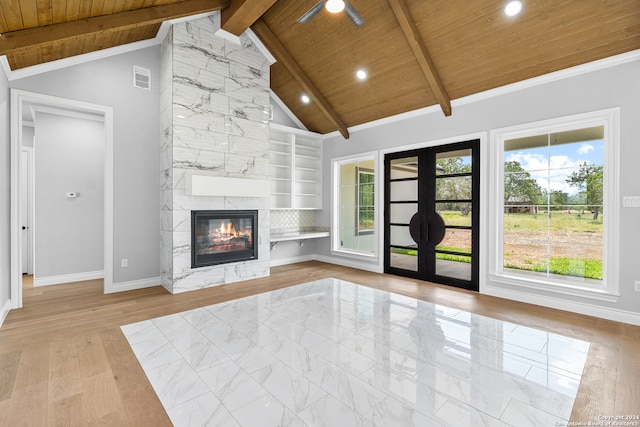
[{"left": 269, "top": 124, "right": 323, "bottom": 209}]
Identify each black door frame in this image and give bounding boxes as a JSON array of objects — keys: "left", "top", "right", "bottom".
[{"left": 384, "top": 139, "right": 480, "bottom": 291}]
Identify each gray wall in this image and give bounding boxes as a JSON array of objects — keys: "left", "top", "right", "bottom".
[
  {"left": 10, "top": 46, "right": 162, "bottom": 283},
  {"left": 22, "top": 126, "right": 34, "bottom": 147},
  {"left": 34, "top": 112, "right": 104, "bottom": 279},
  {"left": 319, "top": 59, "right": 640, "bottom": 314},
  {"left": 0, "top": 65, "right": 10, "bottom": 312},
  {"left": 269, "top": 239, "right": 319, "bottom": 262},
  {"left": 271, "top": 100, "right": 300, "bottom": 129}
]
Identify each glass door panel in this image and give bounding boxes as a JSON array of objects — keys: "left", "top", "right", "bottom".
[
  {"left": 389, "top": 157, "right": 418, "bottom": 179},
  {"left": 390, "top": 203, "right": 418, "bottom": 224},
  {"left": 387, "top": 154, "right": 421, "bottom": 274},
  {"left": 385, "top": 141, "right": 479, "bottom": 291},
  {"left": 389, "top": 180, "right": 418, "bottom": 201}
]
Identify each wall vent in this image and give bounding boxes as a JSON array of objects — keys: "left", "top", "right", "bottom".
[{"left": 133, "top": 66, "right": 151, "bottom": 90}]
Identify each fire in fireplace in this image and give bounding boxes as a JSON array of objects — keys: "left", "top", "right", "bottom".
[{"left": 191, "top": 210, "right": 258, "bottom": 268}]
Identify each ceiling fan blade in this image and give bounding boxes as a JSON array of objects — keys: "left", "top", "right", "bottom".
[
  {"left": 344, "top": 0, "right": 365, "bottom": 26},
  {"left": 297, "top": 1, "right": 325, "bottom": 24}
]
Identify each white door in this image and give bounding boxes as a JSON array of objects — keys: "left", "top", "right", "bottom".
[{"left": 20, "top": 148, "right": 32, "bottom": 275}]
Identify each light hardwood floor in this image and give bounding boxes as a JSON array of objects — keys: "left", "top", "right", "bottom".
[{"left": 1, "top": 261, "right": 638, "bottom": 425}]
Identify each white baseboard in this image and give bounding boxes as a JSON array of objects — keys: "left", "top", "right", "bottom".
[
  {"left": 483, "top": 284, "right": 640, "bottom": 326},
  {"left": 314, "top": 254, "right": 384, "bottom": 273},
  {"left": 270, "top": 255, "right": 315, "bottom": 267},
  {"left": 34, "top": 270, "right": 104, "bottom": 287},
  {"left": 110, "top": 277, "right": 161, "bottom": 293},
  {"left": 270, "top": 253, "right": 383, "bottom": 274},
  {"left": 0, "top": 299, "right": 11, "bottom": 329}
]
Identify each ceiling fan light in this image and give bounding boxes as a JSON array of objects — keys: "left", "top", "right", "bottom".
[
  {"left": 504, "top": 1, "right": 523, "bottom": 17},
  {"left": 326, "top": 0, "right": 345, "bottom": 14}
]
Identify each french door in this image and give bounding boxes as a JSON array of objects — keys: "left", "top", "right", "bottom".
[{"left": 384, "top": 140, "right": 480, "bottom": 291}]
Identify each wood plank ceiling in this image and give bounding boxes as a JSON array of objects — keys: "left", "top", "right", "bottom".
[{"left": 0, "top": 0, "right": 639, "bottom": 136}]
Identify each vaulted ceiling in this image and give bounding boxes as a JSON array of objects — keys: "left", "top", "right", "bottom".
[{"left": 1, "top": 0, "right": 639, "bottom": 137}]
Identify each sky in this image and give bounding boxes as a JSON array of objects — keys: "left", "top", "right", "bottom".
[{"left": 506, "top": 139, "right": 604, "bottom": 195}]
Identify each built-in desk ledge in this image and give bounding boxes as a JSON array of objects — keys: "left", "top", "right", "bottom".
[{"left": 270, "top": 227, "right": 330, "bottom": 249}]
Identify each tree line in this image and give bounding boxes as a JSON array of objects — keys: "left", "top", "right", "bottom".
[
  {"left": 503, "top": 161, "right": 603, "bottom": 219},
  {"left": 434, "top": 157, "right": 604, "bottom": 220}
]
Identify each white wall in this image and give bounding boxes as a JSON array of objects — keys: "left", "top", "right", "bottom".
[
  {"left": 33, "top": 112, "right": 104, "bottom": 280},
  {"left": 8, "top": 46, "right": 161, "bottom": 284},
  {"left": 0, "top": 64, "right": 10, "bottom": 324},
  {"left": 319, "top": 57, "right": 640, "bottom": 319}
]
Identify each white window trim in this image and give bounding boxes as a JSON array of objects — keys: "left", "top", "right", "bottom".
[
  {"left": 331, "top": 151, "right": 379, "bottom": 260},
  {"left": 488, "top": 108, "right": 620, "bottom": 302}
]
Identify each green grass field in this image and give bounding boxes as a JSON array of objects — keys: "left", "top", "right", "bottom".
[
  {"left": 503, "top": 211, "right": 603, "bottom": 232},
  {"left": 392, "top": 211, "right": 603, "bottom": 280}
]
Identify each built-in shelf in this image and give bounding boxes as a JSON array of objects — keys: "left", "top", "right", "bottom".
[
  {"left": 269, "top": 124, "right": 323, "bottom": 210},
  {"left": 270, "top": 229, "right": 330, "bottom": 249},
  {"left": 269, "top": 140, "right": 290, "bottom": 147}
]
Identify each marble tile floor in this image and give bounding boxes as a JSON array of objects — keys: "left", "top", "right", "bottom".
[{"left": 121, "top": 278, "right": 590, "bottom": 427}]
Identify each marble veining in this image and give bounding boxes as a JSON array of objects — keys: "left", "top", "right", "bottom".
[
  {"left": 122, "top": 278, "right": 590, "bottom": 426},
  {"left": 160, "top": 14, "right": 271, "bottom": 293}
]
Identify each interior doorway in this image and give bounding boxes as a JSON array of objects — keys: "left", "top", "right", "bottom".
[
  {"left": 10, "top": 89, "right": 114, "bottom": 309},
  {"left": 384, "top": 139, "right": 480, "bottom": 291}
]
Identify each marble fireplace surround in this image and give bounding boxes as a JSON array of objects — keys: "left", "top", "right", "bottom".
[{"left": 160, "top": 16, "right": 272, "bottom": 294}]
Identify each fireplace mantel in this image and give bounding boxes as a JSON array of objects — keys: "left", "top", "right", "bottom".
[{"left": 188, "top": 174, "right": 269, "bottom": 198}]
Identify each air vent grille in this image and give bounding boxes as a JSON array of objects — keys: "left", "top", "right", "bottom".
[{"left": 133, "top": 66, "right": 151, "bottom": 90}]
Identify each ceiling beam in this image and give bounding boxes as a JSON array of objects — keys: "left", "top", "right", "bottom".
[
  {"left": 387, "top": 0, "right": 452, "bottom": 116},
  {"left": 222, "top": 0, "right": 278, "bottom": 36},
  {"left": 251, "top": 19, "right": 350, "bottom": 139},
  {"left": 0, "top": 0, "right": 229, "bottom": 56}
]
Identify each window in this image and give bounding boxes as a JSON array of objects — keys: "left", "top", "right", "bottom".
[
  {"left": 332, "top": 154, "right": 377, "bottom": 256},
  {"left": 490, "top": 109, "right": 619, "bottom": 299},
  {"left": 356, "top": 168, "right": 374, "bottom": 235}
]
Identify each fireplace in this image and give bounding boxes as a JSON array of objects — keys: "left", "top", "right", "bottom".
[{"left": 191, "top": 210, "right": 258, "bottom": 268}]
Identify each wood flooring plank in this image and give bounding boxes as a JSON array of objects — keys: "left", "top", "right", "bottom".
[
  {"left": 99, "top": 328, "right": 172, "bottom": 426},
  {"left": 614, "top": 329, "right": 640, "bottom": 414},
  {"left": 0, "top": 383, "right": 49, "bottom": 426},
  {"left": 0, "top": 351, "right": 21, "bottom": 401},
  {"left": 48, "top": 338, "right": 83, "bottom": 402},
  {"left": 81, "top": 372, "right": 124, "bottom": 423},
  {"left": 47, "top": 393, "right": 88, "bottom": 427},
  {"left": 76, "top": 333, "right": 117, "bottom": 378},
  {"left": 12, "top": 343, "right": 49, "bottom": 391}
]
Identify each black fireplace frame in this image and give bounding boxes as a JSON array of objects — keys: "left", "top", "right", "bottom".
[{"left": 191, "top": 210, "right": 258, "bottom": 268}]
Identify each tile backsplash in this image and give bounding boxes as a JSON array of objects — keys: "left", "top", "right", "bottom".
[{"left": 270, "top": 210, "right": 316, "bottom": 233}]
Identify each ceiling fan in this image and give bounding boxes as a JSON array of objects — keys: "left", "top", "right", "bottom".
[{"left": 297, "top": 0, "right": 365, "bottom": 27}]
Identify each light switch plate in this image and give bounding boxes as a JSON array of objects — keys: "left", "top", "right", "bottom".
[{"left": 622, "top": 196, "right": 640, "bottom": 208}]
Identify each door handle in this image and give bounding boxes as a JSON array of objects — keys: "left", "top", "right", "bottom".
[
  {"left": 427, "top": 213, "right": 446, "bottom": 247},
  {"left": 409, "top": 213, "right": 424, "bottom": 244},
  {"left": 22, "top": 226, "right": 27, "bottom": 230}
]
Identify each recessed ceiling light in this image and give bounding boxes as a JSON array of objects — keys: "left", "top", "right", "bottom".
[
  {"left": 356, "top": 69, "right": 368, "bottom": 81},
  {"left": 325, "top": 0, "right": 345, "bottom": 14},
  {"left": 504, "top": 1, "right": 523, "bottom": 17},
  {"left": 301, "top": 94, "right": 311, "bottom": 104}
]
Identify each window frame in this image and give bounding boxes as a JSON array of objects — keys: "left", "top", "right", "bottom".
[
  {"left": 488, "top": 108, "right": 620, "bottom": 301},
  {"left": 331, "top": 152, "right": 379, "bottom": 259},
  {"left": 356, "top": 167, "right": 375, "bottom": 236}
]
